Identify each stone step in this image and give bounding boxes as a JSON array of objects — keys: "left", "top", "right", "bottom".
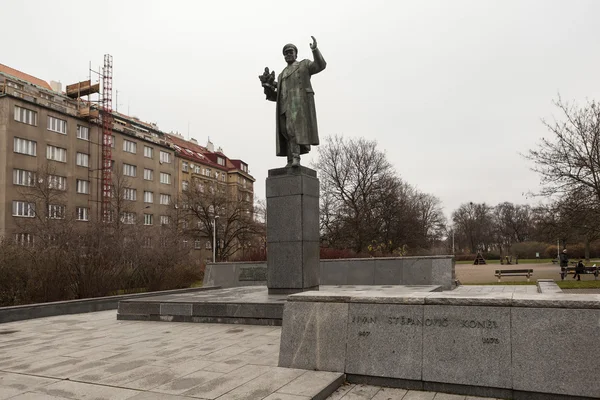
[{"left": 117, "top": 286, "right": 288, "bottom": 326}]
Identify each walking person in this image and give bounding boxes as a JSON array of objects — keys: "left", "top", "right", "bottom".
[
  {"left": 559, "top": 249, "right": 569, "bottom": 280},
  {"left": 574, "top": 259, "right": 584, "bottom": 281}
]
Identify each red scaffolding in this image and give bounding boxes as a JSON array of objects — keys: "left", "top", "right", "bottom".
[{"left": 101, "top": 54, "right": 113, "bottom": 221}]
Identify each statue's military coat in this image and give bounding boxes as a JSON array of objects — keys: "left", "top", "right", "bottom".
[{"left": 270, "top": 49, "right": 326, "bottom": 156}]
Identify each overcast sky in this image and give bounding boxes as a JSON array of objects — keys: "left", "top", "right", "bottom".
[{"left": 3, "top": 0, "right": 600, "bottom": 220}]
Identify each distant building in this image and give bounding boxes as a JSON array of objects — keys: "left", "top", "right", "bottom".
[
  {"left": 166, "top": 133, "right": 255, "bottom": 262},
  {"left": 0, "top": 63, "right": 254, "bottom": 260}
]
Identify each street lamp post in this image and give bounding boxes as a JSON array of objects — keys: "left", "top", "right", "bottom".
[{"left": 213, "top": 215, "right": 219, "bottom": 263}]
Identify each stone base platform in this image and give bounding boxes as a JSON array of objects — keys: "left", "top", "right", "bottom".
[
  {"left": 117, "top": 285, "right": 442, "bottom": 326},
  {"left": 278, "top": 286, "right": 600, "bottom": 399}
]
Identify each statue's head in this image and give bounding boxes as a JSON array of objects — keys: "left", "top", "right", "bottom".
[{"left": 282, "top": 44, "right": 297, "bottom": 64}]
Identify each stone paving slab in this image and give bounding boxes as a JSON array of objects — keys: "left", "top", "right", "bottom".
[
  {"left": 326, "top": 384, "right": 499, "bottom": 400},
  {"left": 439, "top": 285, "right": 539, "bottom": 294},
  {"left": 0, "top": 311, "right": 496, "bottom": 400},
  {"left": 0, "top": 310, "right": 342, "bottom": 400}
]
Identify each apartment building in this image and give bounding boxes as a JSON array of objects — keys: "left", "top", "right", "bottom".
[
  {"left": 166, "top": 133, "right": 255, "bottom": 261},
  {"left": 0, "top": 63, "right": 255, "bottom": 260},
  {"left": 0, "top": 64, "right": 176, "bottom": 240}
]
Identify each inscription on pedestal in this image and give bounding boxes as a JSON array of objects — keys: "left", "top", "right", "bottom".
[
  {"left": 346, "top": 304, "right": 423, "bottom": 380},
  {"left": 350, "top": 314, "right": 501, "bottom": 343},
  {"left": 422, "top": 305, "right": 512, "bottom": 388},
  {"left": 239, "top": 266, "right": 267, "bottom": 281},
  {"left": 347, "top": 304, "right": 511, "bottom": 387}
]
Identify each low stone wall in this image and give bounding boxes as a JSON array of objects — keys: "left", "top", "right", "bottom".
[
  {"left": 203, "top": 262, "right": 267, "bottom": 288},
  {"left": 0, "top": 286, "right": 219, "bottom": 324},
  {"left": 203, "top": 256, "right": 455, "bottom": 291},
  {"left": 278, "top": 289, "right": 600, "bottom": 399}
]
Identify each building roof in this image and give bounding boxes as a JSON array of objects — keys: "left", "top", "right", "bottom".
[
  {"left": 0, "top": 63, "right": 53, "bottom": 91},
  {"left": 165, "top": 134, "right": 253, "bottom": 180},
  {"left": 166, "top": 133, "right": 224, "bottom": 170}
]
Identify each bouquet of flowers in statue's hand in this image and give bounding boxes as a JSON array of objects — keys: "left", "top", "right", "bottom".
[{"left": 258, "top": 67, "right": 277, "bottom": 99}]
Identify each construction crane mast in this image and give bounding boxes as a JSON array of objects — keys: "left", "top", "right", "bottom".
[{"left": 101, "top": 54, "right": 113, "bottom": 221}]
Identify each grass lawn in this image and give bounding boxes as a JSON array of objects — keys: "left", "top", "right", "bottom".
[
  {"left": 455, "top": 258, "right": 554, "bottom": 265},
  {"left": 456, "top": 258, "right": 600, "bottom": 265},
  {"left": 463, "top": 280, "right": 600, "bottom": 288}
]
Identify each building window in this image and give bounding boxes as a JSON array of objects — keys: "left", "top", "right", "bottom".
[
  {"left": 144, "top": 146, "right": 153, "bottom": 158},
  {"left": 241, "top": 163, "right": 248, "bottom": 173},
  {"left": 13, "top": 169, "right": 36, "bottom": 187},
  {"left": 194, "top": 239, "right": 201, "bottom": 249},
  {"left": 48, "top": 204, "right": 65, "bottom": 219},
  {"left": 77, "top": 125, "right": 89, "bottom": 140},
  {"left": 144, "top": 214, "right": 153, "bottom": 225},
  {"left": 143, "top": 168, "right": 153, "bottom": 181},
  {"left": 46, "top": 145, "right": 67, "bottom": 163},
  {"left": 194, "top": 165, "right": 201, "bottom": 174},
  {"left": 123, "top": 140, "right": 137, "bottom": 154},
  {"left": 144, "top": 191, "right": 153, "bottom": 203},
  {"left": 14, "top": 105, "right": 37, "bottom": 126},
  {"left": 76, "top": 207, "right": 89, "bottom": 221},
  {"left": 160, "top": 194, "right": 171, "bottom": 205},
  {"left": 160, "top": 172, "right": 171, "bottom": 184},
  {"left": 14, "top": 233, "right": 34, "bottom": 247},
  {"left": 182, "top": 180, "right": 189, "bottom": 191},
  {"left": 160, "top": 215, "right": 170, "bottom": 225},
  {"left": 48, "top": 175, "right": 67, "bottom": 191},
  {"left": 104, "top": 134, "right": 115, "bottom": 148},
  {"left": 205, "top": 241, "right": 212, "bottom": 250},
  {"left": 123, "top": 188, "right": 137, "bottom": 201},
  {"left": 14, "top": 137, "right": 37, "bottom": 156},
  {"left": 123, "top": 164, "right": 137, "bottom": 177},
  {"left": 76, "top": 152, "right": 89, "bottom": 167},
  {"left": 217, "top": 157, "right": 225, "bottom": 166},
  {"left": 143, "top": 237, "right": 152, "bottom": 248},
  {"left": 205, "top": 168, "right": 211, "bottom": 177},
  {"left": 121, "top": 212, "right": 136, "bottom": 224},
  {"left": 159, "top": 151, "right": 171, "bottom": 164},
  {"left": 76, "top": 179, "right": 90, "bottom": 194},
  {"left": 12, "top": 201, "right": 35, "bottom": 217},
  {"left": 182, "top": 161, "right": 189, "bottom": 172},
  {"left": 47, "top": 116, "right": 67, "bottom": 134}
]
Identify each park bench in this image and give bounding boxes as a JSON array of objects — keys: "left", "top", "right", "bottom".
[
  {"left": 560, "top": 265, "right": 600, "bottom": 280},
  {"left": 495, "top": 269, "right": 533, "bottom": 282}
]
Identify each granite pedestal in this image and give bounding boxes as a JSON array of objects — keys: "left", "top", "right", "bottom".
[{"left": 266, "top": 166, "right": 320, "bottom": 294}]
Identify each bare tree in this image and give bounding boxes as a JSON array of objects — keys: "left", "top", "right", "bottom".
[
  {"left": 414, "top": 192, "right": 447, "bottom": 246},
  {"left": 315, "top": 135, "right": 445, "bottom": 254},
  {"left": 452, "top": 202, "right": 495, "bottom": 254},
  {"left": 181, "top": 177, "right": 257, "bottom": 261},
  {"left": 526, "top": 96, "right": 600, "bottom": 202},
  {"left": 315, "top": 135, "right": 399, "bottom": 252}
]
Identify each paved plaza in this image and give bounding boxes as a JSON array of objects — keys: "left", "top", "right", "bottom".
[{"left": 0, "top": 310, "right": 499, "bottom": 400}]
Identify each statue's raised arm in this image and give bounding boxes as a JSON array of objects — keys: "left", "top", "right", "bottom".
[{"left": 308, "top": 36, "right": 326, "bottom": 75}]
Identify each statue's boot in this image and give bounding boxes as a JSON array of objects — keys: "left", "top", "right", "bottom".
[
  {"left": 291, "top": 154, "right": 300, "bottom": 167},
  {"left": 290, "top": 140, "right": 300, "bottom": 168},
  {"left": 285, "top": 137, "right": 301, "bottom": 167}
]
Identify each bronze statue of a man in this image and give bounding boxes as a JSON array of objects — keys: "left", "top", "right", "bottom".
[{"left": 259, "top": 36, "right": 326, "bottom": 167}]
